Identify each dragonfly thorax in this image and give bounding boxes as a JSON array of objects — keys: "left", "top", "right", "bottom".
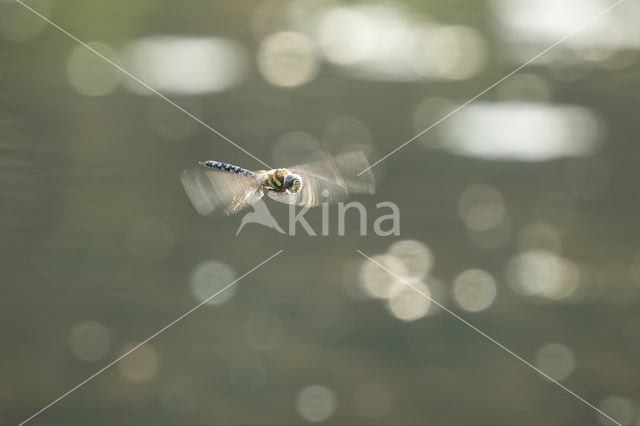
[{"left": 261, "top": 168, "right": 303, "bottom": 194}]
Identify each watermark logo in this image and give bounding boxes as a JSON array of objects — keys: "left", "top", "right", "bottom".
[
  {"left": 236, "top": 198, "right": 400, "bottom": 236},
  {"left": 236, "top": 199, "right": 285, "bottom": 235}
]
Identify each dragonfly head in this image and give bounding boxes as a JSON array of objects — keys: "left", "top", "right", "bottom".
[{"left": 284, "top": 173, "right": 303, "bottom": 193}]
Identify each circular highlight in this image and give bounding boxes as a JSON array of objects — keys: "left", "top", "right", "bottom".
[
  {"left": 535, "top": 342, "right": 576, "bottom": 381},
  {"left": 597, "top": 396, "right": 635, "bottom": 426},
  {"left": 458, "top": 184, "right": 506, "bottom": 231},
  {"left": 190, "top": 261, "right": 237, "bottom": 305},
  {"left": 453, "top": 269, "right": 497, "bottom": 312},
  {"left": 0, "top": 0, "right": 50, "bottom": 42},
  {"left": 123, "top": 36, "right": 249, "bottom": 95},
  {"left": 296, "top": 384, "right": 337, "bottom": 422},
  {"left": 322, "top": 116, "right": 373, "bottom": 155},
  {"left": 358, "top": 254, "right": 406, "bottom": 299},
  {"left": 507, "top": 250, "right": 579, "bottom": 300},
  {"left": 317, "top": 7, "right": 375, "bottom": 65},
  {"left": 67, "top": 42, "right": 121, "bottom": 96},
  {"left": 387, "top": 239, "right": 433, "bottom": 280},
  {"left": 387, "top": 280, "right": 431, "bottom": 321},
  {"left": 272, "top": 130, "right": 321, "bottom": 166},
  {"left": 68, "top": 321, "right": 111, "bottom": 362},
  {"left": 118, "top": 343, "right": 159, "bottom": 383},
  {"left": 257, "top": 31, "right": 318, "bottom": 87}
]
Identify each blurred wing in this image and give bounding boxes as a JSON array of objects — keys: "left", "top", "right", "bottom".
[
  {"left": 332, "top": 150, "right": 376, "bottom": 195},
  {"left": 267, "top": 150, "right": 375, "bottom": 207},
  {"left": 266, "top": 190, "right": 298, "bottom": 206},
  {"left": 180, "top": 166, "right": 264, "bottom": 216}
]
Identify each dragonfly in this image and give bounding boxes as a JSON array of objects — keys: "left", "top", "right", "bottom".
[{"left": 181, "top": 150, "right": 375, "bottom": 216}]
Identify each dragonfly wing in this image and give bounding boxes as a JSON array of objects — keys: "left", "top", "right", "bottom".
[
  {"left": 331, "top": 150, "right": 376, "bottom": 195},
  {"left": 181, "top": 166, "right": 264, "bottom": 216},
  {"left": 268, "top": 150, "right": 375, "bottom": 207},
  {"left": 266, "top": 190, "right": 297, "bottom": 205}
]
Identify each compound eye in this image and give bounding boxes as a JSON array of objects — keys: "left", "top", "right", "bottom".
[
  {"left": 284, "top": 173, "right": 303, "bottom": 193},
  {"left": 291, "top": 179, "right": 301, "bottom": 193}
]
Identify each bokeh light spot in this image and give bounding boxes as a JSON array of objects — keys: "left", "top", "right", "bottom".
[
  {"left": 123, "top": 36, "right": 249, "bottom": 95},
  {"left": 68, "top": 321, "right": 111, "bottom": 362},
  {"left": 0, "top": 0, "right": 50, "bottom": 42},
  {"left": 314, "top": 5, "right": 487, "bottom": 82},
  {"left": 387, "top": 280, "right": 431, "bottom": 321},
  {"left": 358, "top": 254, "right": 406, "bottom": 299},
  {"left": 507, "top": 251, "right": 579, "bottom": 300},
  {"left": 118, "top": 343, "right": 159, "bottom": 383},
  {"left": 257, "top": 31, "right": 318, "bottom": 87},
  {"left": 67, "top": 42, "right": 121, "bottom": 97},
  {"left": 190, "top": 261, "right": 237, "bottom": 306},
  {"left": 442, "top": 102, "right": 601, "bottom": 161},
  {"left": 296, "top": 384, "right": 337, "bottom": 422},
  {"left": 272, "top": 130, "right": 321, "bottom": 165},
  {"left": 597, "top": 396, "right": 635, "bottom": 426},
  {"left": 412, "top": 25, "right": 487, "bottom": 80},
  {"left": 387, "top": 239, "right": 433, "bottom": 280},
  {"left": 322, "top": 116, "right": 373, "bottom": 155},
  {"left": 458, "top": 184, "right": 506, "bottom": 231},
  {"left": 535, "top": 342, "right": 576, "bottom": 381},
  {"left": 317, "top": 7, "right": 375, "bottom": 65},
  {"left": 453, "top": 269, "right": 497, "bottom": 312},
  {"left": 493, "top": 0, "right": 639, "bottom": 52}
]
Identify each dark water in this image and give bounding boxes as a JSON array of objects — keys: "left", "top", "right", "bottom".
[{"left": 2, "top": 0, "right": 640, "bottom": 425}]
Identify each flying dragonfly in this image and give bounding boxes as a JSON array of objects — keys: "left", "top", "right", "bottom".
[{"left": 181, "top": 150, "right": 376, "bottom": 216}]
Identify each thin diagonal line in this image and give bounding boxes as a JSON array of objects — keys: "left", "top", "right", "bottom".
[
  {"left": 16, "top": 0, "right": 271, "bottom": 170},
  {"left": 358, "top": 0, "right": 624, "bottom": 175},
  {"left": 356, "top": 250, "right": 621, "bottom": 426},
  {"left": 18, "top": 250, "right": 283, "bottom": 426}
]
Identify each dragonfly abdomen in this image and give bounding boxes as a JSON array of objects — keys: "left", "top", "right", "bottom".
[{"left": 201, "top": 161, "right": 257, "bottom": 178}]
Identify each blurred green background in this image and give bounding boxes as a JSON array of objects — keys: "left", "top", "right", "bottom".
[{"left": 2, "top": 0, "right": 640, "bottom": 425}]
